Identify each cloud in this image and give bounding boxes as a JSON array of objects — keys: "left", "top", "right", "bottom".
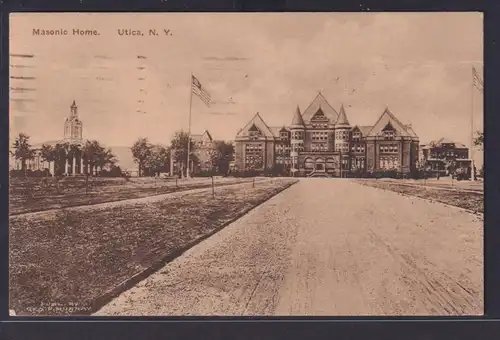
[
  {"left": 207, "top": 111, "right": 236, "bottom": 116},
  {"left": 203, "top": 56, "right": 249, "bottom": 61}
]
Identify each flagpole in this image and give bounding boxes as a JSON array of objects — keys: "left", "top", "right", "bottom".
[
  {"left": 187, "top": 73, "right": 193, "bottom": 178},
  {"left": 470, "top": 66, "right": 475, "bottom": 181}
]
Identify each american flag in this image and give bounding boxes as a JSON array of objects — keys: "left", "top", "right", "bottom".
[
  {"left": 191, "top": 75, "right": 211, "bottom": 106},
  {"left": 473, "top": 66, "right": 483, "bottom": 93}
]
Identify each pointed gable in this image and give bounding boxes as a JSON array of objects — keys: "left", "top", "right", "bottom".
[
  {"left": 352, "top": 125, "right": 372, "bottom": 137},
  {"left": 367, "top": 107, "right": 413, "bottom": 138},
  {"left": 236, "top": 112, "right": 275, "bottom": 139},
  {"left": 301, "top": 93, "right": 339, "bottom": 123},
  {"left": 248, "top": 124, "right": 260, "bottom": 132},
  {"left": 201, "top": 130, "right": 213, "bottom": 141}
]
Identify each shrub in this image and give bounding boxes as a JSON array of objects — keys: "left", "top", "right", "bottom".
[
  {"left": 99, "top": 166, "right": 123, "bottom": 177},
  {"left": 9, "top": 169, "right": 25, "bottom": 178},
  {"left": 194, "top": 170, "right": 214, "bottom": 177},
  {"left": 30, "top": 170, "right": 43, "bottom": 178}
]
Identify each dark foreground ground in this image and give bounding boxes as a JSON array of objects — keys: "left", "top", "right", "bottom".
[
  {"left": 9, "top": 176, "right": 263, "bottom": 215},
  {"left": 9, "top": 178, "right": 297, "bottom": 316}
]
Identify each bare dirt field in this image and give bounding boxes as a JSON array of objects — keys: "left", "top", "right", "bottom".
[
  {"left": 9, "top": 178, "right": 297, "bottom": 316},
  {"left": 9, "top": 176, "right": 262, "bottom": 215},
  {"left": 96, "top": 178, "right": 483, "bottom": 316}
]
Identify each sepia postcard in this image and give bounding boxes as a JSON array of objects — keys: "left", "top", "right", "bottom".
[{"left": 8, "top": 12, "right": 484, "bottom": 316}]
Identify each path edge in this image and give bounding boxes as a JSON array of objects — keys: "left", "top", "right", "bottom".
[
  {"left": 88, "top": 179, "right": 299, "bottom": 316},
  {"left": 353, "top": 180, "right": 484, "bottom": 219}
]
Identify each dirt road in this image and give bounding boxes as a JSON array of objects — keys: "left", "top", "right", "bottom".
[{"left": 95, "top": 179, "right": 483, "bottom": 316}]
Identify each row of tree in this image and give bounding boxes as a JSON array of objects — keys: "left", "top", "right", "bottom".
[
  {"left": 131, "top": 131, "right": 235, "bottom": 177},
  {"left": 11, "top": 133, "right": 116, "bottom": 176}
]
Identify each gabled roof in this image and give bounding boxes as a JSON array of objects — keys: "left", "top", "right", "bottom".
[
  {"left": 301, "top": 92, "right": 339, "bottom": 123},
  {"left": 423, "top": 137, "right": 468, "bottom": 149},
  {"left": 366, "top": 107, "right": 414, "bottom": 138},
  {"left": 236, "top": 112, "right": 275, "bottom": 138},
  {"left": 335, "top": 104, "right": 350, "bottom": 127},
  {"left": 269, "top": 126, "right": 290, "bottom": 136},
  {"left": 352, "top": 125, "right": 373, "bottom": 137},
  {"left": 404, "top": 124, "right": 418, "bottom": 138},
  {"left": 191, "top": 130, "right": 213, "bottom": 142},
  {"left": 291, "top": 106, "right": 305, "bottom": 126}
]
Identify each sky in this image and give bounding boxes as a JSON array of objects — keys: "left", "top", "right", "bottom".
[{"left": 10, "top": 12, "right": 483, "bottom": 152}]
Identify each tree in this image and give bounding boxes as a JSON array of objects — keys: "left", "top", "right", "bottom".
[
  {"left": 40, "top": 144, "right": 55, "bottom": 174},
  {"left": 205, "top": 147, "right": 222, "bottom": 176},
  {"left": 95, "top": 147, "right": 116, "bottom": 173},
  {"left": 213, "top": 140, "right": 234, "bottom": 176},
  {"left": 52, "top": 143, "right": 70, "bottom": 176},
  {"left": 473, "top": 131, "right": 484, "bottom": 150},
  {"left": 131, "top": 137, "right": 152, "bottom": 177},
  {"left": 170, "top": 131, "right": 197, "bottom": 177},
  {"left": 443, "top": 159, "right": 457, "bottom": 176},
  {"left": 83, "top": 140, "right": 104, "bottom": 176},
  {"left": 145, "top": 145, "right": 170, "bottom": 176},
  {"left": 12, "top": 133, "right": 35, "bottom": 173},
  {"left": 66, "top": 144, "right": 82, "bottom": 173}
]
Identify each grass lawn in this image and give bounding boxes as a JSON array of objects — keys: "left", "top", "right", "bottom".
[
  {"left": 9, "top": 176, "right": 263, "bottom": 215},
  {"left": 9, "top": 178, "right": 297, "bottom": 316},
  {"left": 355, "top": 180, "right": 483, "bottom": 214}
]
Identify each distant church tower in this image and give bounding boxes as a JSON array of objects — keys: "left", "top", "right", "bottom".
[{"left": 64, "top": 100, "right": 83, "bottom": 143}]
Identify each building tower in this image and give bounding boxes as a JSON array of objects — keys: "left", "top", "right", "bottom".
[
  {"left": 64, "top": 100, "right": 83, "bottom": 143},
  {"left": 334, "top": 104, "right": 351, "bottom": 176},
  {"left": 290, "top": 105, "right": 305, "bottom": 176}
]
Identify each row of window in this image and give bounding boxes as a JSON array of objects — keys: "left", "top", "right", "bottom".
[
  {"left": 351, "top": 144, "right": 365, "bottom": 153},
  {"left": 276, "top": 157, "right": 291, "bottom": 165},
  {"left": 244, "top": 155, "right": 263, "bottom": 166},
  {"left": 247, "top": 143, "right": 403, "bottom": 156},
  {"left": 334, "top": 142, "right": 350, "bottom": 153},
  {"left": 311, "top": 131, "right": 329, "bottom": 141},
  {"left": 291, "top": 143, "right": 304, "bottom": 152},
  {"left": 245, "top": 144, "right": 263, "bottom": 154},
  {"left": 311, "top": 123, "right": 329, "bottom": 129},
  {"left": 352, "top": 157, "right": 365, "bottom": 170},
  {"left": 379, "top": 144, "right": 399, "bottom": 153},
  {"left": 310, "top": 143, "right": 329, "bottom": 152},
  {"left": 352, "top": 132, "right": 362, "bottom": 141},
  {"left": 335, "top": 130, "right": 350, "bottom": 140},
  {"left": 291, "top": 131, "right": 305, "bottom": 140},
  {"left": 275, "top": 144, "right": 291, "bottom": 151},
  {"left": 383, "top": 131, "right": 395, "bottom": 140},
  {"left": 379, "top": 156, "right": 400, "bottom": 169},
  {"left": 430, "top": 152, "right": 468, "bottom": 159}
]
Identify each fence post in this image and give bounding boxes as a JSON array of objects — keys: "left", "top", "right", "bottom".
[
  {"left": 212, "top": 176, "right": 215, "bottom": 198},
  {"left": 253, "top": 177, "right": 255, "bottom": 188},
  {"left": 85, "top": 174, "right": 89, "bottom": 194},
  {"left": 176, "top": 177, "right": 178, "bottom": 188}
]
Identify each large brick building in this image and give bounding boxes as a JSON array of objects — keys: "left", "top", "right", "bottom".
[
  {"left": 419, "top": 138, "right": 472, "bottom": 176},
  {"left": 169, "top": 130, "right": 216, "bottom": 176},
  {"left": 234, "top": 93, "right": 420, "bottom": 177}
]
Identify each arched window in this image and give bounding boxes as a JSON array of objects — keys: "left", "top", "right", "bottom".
[
  {"left": 326, "top": 158, "right": 336, "bottom": 169},
  {"left": 304, "top": 158, "right": 314, "bottom": 169}
]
